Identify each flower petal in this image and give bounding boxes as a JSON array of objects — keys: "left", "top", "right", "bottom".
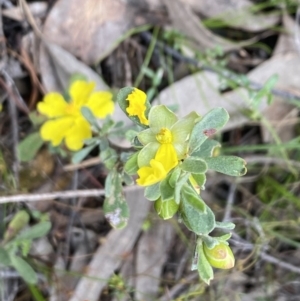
[
  {"left": 69, "top": 80, "right": 95, "bottom": 106},
  {"left": 37, "top": 93, "right": 68, "bottom": 118},
  {"left": 137, "top": 128, "right": 156, "bottom": 145},
  {"left": 173, "top": 142, "right": 189, "bottom": 160},
  {"left": 149, "top": 105, "right": 177, "bottom": 134},
  {"left": 64, "top": 117, "right": 92, "bottom": 151},
  {"left": 172, "top": 111, "right": 199, "bottom": 143},
  {"left": 126, "top": 88, "right": 149, "bottom": 125},
  {"left": 155, "top": 143, "right": 178, "bottom": 172},
  {"left": 137, "top": 142, "right": 160, "bottom": 167},
  {"left": 40, "top": 117, "right": 73, "bottom": 146},
  {"left": 85, "top": 91, "right": 114, "bottom": 118},
  {"left": 136, "top": 159, "right": 167, "bottom": 186}
]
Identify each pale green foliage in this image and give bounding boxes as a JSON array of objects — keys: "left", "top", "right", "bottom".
[
  {"left": 1, "top": 212, "right": 51, "bottom": 284},
  {"left": 115, "top": 87, "right": 247, "bottom": 284}
]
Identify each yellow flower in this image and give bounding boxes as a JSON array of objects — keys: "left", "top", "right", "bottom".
[
  {"left": 126, "top": 88, "right": 149, "bottom": 125},
  {"left": 135, "top": 105, "right": 199, "bottom": 186},
  {"left": 37, "top": 80, "right": 114, "bottom": 151},
  {"left": 136, "top": 143, "right": 178, "bottom": 186}
]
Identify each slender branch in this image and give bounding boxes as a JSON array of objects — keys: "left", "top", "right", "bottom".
[{"left": 0, "top": 185, "right": 139, "bottom": 204}]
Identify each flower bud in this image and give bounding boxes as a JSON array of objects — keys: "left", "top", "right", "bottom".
[
  {"left": 203, "top": 242, "right": 235, "bottom": 269},
  {"left": 4, "top": 210, "right": 30, "bottom": 242},
  {"left": 154, "top": 198, "right": 179, "bottom": 220}
]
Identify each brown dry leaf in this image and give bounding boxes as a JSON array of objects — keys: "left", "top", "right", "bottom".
[
  {"left": 184, "top": 0, "right": 279, "bottom": 32},
  {"left": 163, "top": 0, "right": 258, "bottom": 52},
  {"left": 39, "top": 42, "right": 109, "bottom": 92},
  {"left": 42, "top": 0, "right": 138, "bottom": 65}
]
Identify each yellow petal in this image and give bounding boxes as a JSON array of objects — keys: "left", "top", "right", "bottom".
[
  {"left": 126, "top": 88, "right": 149, "bottom": 125},
  {"left": 69, "top": 80, "right": 95, "bottom": 106},
  {"left": 37, "top": 93, "right": 68, "bottom": 118},
  {"left": 136, "top": 159, "right": 167, "bottom": 186},
  {"left": 64, "top": 117, "right": 92, "bottom": 151},
  {"left": 155, "top": 144, "right": 178, "bottom": 173},
  {"left": 40, "top": 117, "right": 73, "bottom": 146},
  {"left": 85, "top": 91, "right": 114, "bottom": 118}
]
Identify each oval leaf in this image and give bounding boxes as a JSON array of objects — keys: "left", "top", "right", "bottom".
[
  {"left": 189, "top": 108, "right": 229, "bottom": 154},
  {"left": 205, "top": 156, "right": 247, "bottom": 176},
  {"left": 18, "top": 132, "right": 44, "bottom": 162},
  {"left": 10, "top": 255, "right": 38, "bottom": 284},
  {"left": 180, "top": 157, "right": 207, "bottom": 174}
]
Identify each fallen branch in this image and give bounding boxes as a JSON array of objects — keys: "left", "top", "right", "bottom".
[{"left": 0, "top": 185, "right": 138, "bottom": 204}]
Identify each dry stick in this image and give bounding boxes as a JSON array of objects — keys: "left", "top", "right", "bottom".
[
  {"left": 222, "top": 182, "right": 237, "bottom": 222},
  {"left": 0, "top": 185, "right": 139, "bottom": 204}
]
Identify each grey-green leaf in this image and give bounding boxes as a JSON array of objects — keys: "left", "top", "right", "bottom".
[
  {"left": 81, "top": 106, "right": 99, "bottom": 128},
  {"left": 104, "top": 171, "right": 129, "bottom": 229},
  {"left": 72, "top": 144, "right": 96, "bottom": 164},
  {"left": 10, "top": 255, "right": 38, "bottom": 284},
  {"left": 160, "top": 174, "right": 174, "bottom": 202},
  {"left": 104, "top": 194, "right": 129, "bottom": 229},
  {"left": 180, "top": 185, "right": 215, "bottom": 235},
  {"left": 189, "top": 108, "right": 229, "bottom": 154},
  {"left": 124, "top": 152, "right": 139, "bottom": 175},
  {"left": 215, "top": 221, "right": 235, "bottom": 230},
  {"left": 18, "top": 132, "right": 44, "bottom": 162},
  {"left": 191, "top": 173, "right": 206, "bottom": 190},
  {"left": 192, "top": 139, "right": 221, "bottom": 158},
  {"left": 205, "top": 156, "right": 247, "bottom": 176},
  {"left": 180, "top": 157, "right": 207, "bottom": 174},
  {"left": 15, "top": 221, "right": 51, "bottom": 241},
  {"left": 197, "top": 242, "right": 214, "bottom": 285},
  {"left": 0, "top": 247, "right": 11, "bottom": 266},
  {"left": 144, "top": 183, "right": 160, "bottom": 201}
]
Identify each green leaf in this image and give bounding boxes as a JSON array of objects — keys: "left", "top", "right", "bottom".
[
  {"left": 18, "top": 132, "right": 44, "bottom": 162},
  {"left": 103, "top": 171, "right": 129, "bottom": 229},
  {"left": 192, "top": 139, "right": 221, "bottom": 158},
  {"left": 180, "top": 185, "right": 215, "bottom": 235},
  {"left": 197, "top": 242, "right": 214, "bottom": 285},
  {"left": 101, "top": 116, "right": 115, "bottom": 134},
  {"left": 205, "top": 156, "right": 247, "bottom": 176},
  {"left": 160, "top": 173, "right": 174, "bottom": 202},
  {"left": 144, "top": 183, "right": 160, "bottom": 201},
  {"left": 117, "top": 87, "right": 151, "bottom": 128},
  {"left": 10, "top": 255, "right": 38, "bottom": 284},
  {"left": 180, "top": 157, "right": 207, "bottom": 174},
  {"left": 174, "top": 172, "right": 190, "bottom": 204},
  {"left": 15, "top": 221, "right": 51, "bottom": 241},
  {"left": 169, "top": 167, "right": 181, "bottom": 188},
  {"left": 100, "top": 140, "right": 118, "bottom": 169},
  {"left": 124, "top": 152, "right": 139, "bottom": 175},
  {"left": 0, "top": 247, "right": 11, "bottom": 266},
  {"left": 122, "top": 172, "right": 134, "bottom": 186},
  {"left": 154, "top": 198, "right": 179, "bottom": 220},
  {"left": 215, "top": 221, "right": 235, "bottom": 230},
  {"left": 104, "top": 194, "right": 129, "bottom": 229},
  {"left": 71, "top": 144, "right": 97, "bottom": 164},
  {"left": 191, "top": 173, "right": 206, "bottom": 190},
  {"left": 81, "top": 107, "right": 99, "bottom": 128},
  {"left": 105, "top": 171, "right": 114, "bottom": 197},
  {"left": 29, "top": 111, "right": 46, "bottom": 126},
  {"left": 189, "top": 108, "right": 229, "bottom": 154},
  {"left": 201, "top": 236, "right": 220, "bottom": 249}
]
